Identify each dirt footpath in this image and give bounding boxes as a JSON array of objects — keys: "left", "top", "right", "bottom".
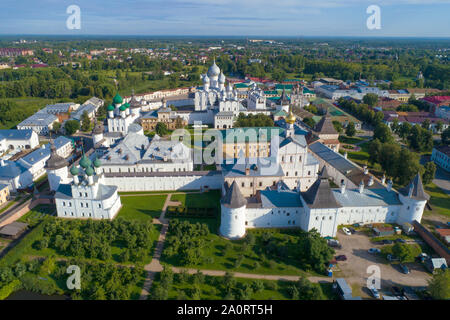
[{"left": 334, "top": 231, "right": 431, "bottom": 299}]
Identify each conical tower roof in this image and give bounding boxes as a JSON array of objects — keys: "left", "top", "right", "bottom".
[
  {"left": 301, "top": 167, "right": 341, "bottom": 209},
  {"left": 314, "top": 112, "right": 338, "bottom": 135},
  {"left": 398, "top": 173, "right": 430, "bottom": 201},
  {"left": 221, "top": 181, "right": 247, "bottom": 208},
  {"left": 45, "top": 143, "right": 68, "bottom": 170}
]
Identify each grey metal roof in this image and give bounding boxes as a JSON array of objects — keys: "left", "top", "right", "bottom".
[
  {"left": 314, "top": 113, "right": 338, "bottom": 135},
  {"left": 301, "top": 169, "right": 342, "bottom": 209},
  {"left": 0, "top": 221, "right": 28, "bottom": 236},
  {"left": 17, "top": 113, "right": 57, "bottom": 127},
  {"left": 332, "top": 188, "right": 402, "bottom": 207},
  {"left": 260, "top": 188, "right": 303, "bottom": 208},
  {"left": 102, "top": 132, "right": 150, "bottom": 164},
  {"left": 0, "top": 129, "right": 35, "bottom": 141},
  {"left": 0, "top": 160, "right": 27, "bottom": 178},
  {"left": 336, "top": 278, "right": 352, "bottom": 295},
  {"left": 221, "top": 181, "right": 247, "bottom": 208},
  {"left": 398, "top": 173, "right": 430, "bottom": 201},
  {"left": 222, "top": 157, "right": 284, "bottom": 178},
  {"left": 309, "top": 142, "right": 384, "bottom": 189},
  {"left": 21, "top": 136, "right": 71, "bottom": 166}
]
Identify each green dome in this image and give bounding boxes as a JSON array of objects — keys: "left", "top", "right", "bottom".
[
  {"left": 93, "top": 158, "right": 102, "bottom": 168},
  {"left": 125, "top": 102, "right": 130, "bottom": 108},
  {"left": 107, "top": 104, "right": 115, "bottom": 112},
  {"left": 113, "top": 93, "right": 123, "bottom": 104},
  {"left": 79, "top": 154, "right": 91, "bottom": 169},
  {"left": 70, "top": 166, "right": 79, "bottom": 176},
  {"left": 85, "top": 166, "right": 94, "bottom": 176},
  {"left": 119, "top": 105, "right": 127, "bottom": 112}
]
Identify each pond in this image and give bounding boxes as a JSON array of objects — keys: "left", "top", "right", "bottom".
[{"left": 6, "top": 290, "right": 69, "bottom": 300}]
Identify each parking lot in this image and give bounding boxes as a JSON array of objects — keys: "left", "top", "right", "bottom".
[{"left": 334, "top": 230, "right": 432, "bottom": 299}]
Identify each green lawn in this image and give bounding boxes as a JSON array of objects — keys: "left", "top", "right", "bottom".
[
  {"left": 117, "top": 195, "right": 168, "bottom": 221},
  {"left": 170, "top": 190, "right": 221, "bottom": 209},
  {"left": 340, "top": 141, "right": 370, "bottom": 165},
  {"left": 338, "top": 135, "right": 366, "bottom": 145},
  {"left": 161, "top": 228, "right": 324, "bottom": 277},
  {"left": 424, "top": 183, "right": 450, "bottom": 218},
  {"left": 18, "top": 204, "right": 55, "bottom": 226}
]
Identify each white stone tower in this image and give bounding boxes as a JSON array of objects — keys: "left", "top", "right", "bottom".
[
  {"left": 397, "top": 173, "right": 430, "bottom": 225},
  {"left": 220, "top": 181, "right": 247, "bottom": 239},
  {"left": 45, "top": 143, "right": 70, "bottom": 192},
  {"left": 92, "top": 120, "right": 104, "bottom": 145}
]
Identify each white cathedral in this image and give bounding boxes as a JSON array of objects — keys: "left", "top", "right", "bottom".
[{"left": 46, "top": 145, "right": 122, "bottom": 220}]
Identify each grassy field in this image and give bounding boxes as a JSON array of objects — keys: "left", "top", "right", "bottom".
[
  {"left": 161, "top": 228, "right": 324, "bottom": 277},
  {"left": 424, "top": 183, "right": 450, "bottom": 218},
  {"left": 18, "top": 204, "right": 55, "bottom": 226},
  {"left": 150, "top": 272, "right": 336, "bottom": 300},
  {"left": 338, "top": 135, "right": 366, "bottom": 145},
  {"left": 0, "top": 97, "right": 54, "bottom": 130},
  {"left": 170, "top": 190, "right": 221, "bottom": 209},
  {"left": 340, "top": 141, "right": 370, "bottom": 165},
  {"left": 116, "top": 194, "right": 168, "bottom": 221}
]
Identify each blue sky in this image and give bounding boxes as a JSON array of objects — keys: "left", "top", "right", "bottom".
[{"left": 0, "top": 0, "right": 449, "bottom": 37}]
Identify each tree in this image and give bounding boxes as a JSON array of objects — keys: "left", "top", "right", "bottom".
[
  {"left": 155, "top": 122, "right": 169, "bottom": 136},
  {"left": 408, "top": 125, "right": 433, "bottom": 152},
  {"left": 363, "top": 93, "right": 378, "bottom": 107},
  {"left": 368, "top": 139, "right": 382, "bottom": 165},
  {"left": 374, "top": 123, "right": 393, "bottom": 143},
  {"left": 303, "top": 117, "right": 315, "bottom": 128},
  {"left": 345, "top": 122, "right": 356, "bottom": 137},
  {"left": 64, "top": 120, "right": 80, "bottom": 135},
  {"left": 332, "top": 120, "right": 343, "bottom": 133},
  {"left": 421, "top": 119, "right": 431, "bottom": 131},
  {"left": 52, "top": 122, "right": 61, "bottom": 133},
  {"left": 422, "top": 162, "right": 436, "bottom": 185},
  {"left": 436, "top": 121, "right": 444, "bottom": 133},
  {"left": 442, "top": 127, "right": 450, "bottom": 145},
  {"left": 81, "top": 110, "right": 91, "bottom": 132},
  {"left": 392, "top": 243, "right": 415, "bottom": 263},
  {"left": 428, "top": 269, "right": 449, "bottom": 300},
  {"left": 399, "top": 122, "right": 412, "bottom": 140}
]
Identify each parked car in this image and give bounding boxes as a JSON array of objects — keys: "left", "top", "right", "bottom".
[
  {"left": 399, "top": 264, "right": 410, "bottom": 274},
  {"left": 368, "top": 248, "right": 381, "bottom": 254},
  {"left": 353, "top": 223, "right": 361, "bottom": 228},
  {"left": 387, "top": 254, "right": 399, "bottom": 262},
  {"left": 382, "top": 239, "right": 394, "bottom": 244},
  {"left": 369, "top": 286, "right": 380, "bottom": 299},
  {"left": 415, "top": 253, "right": 428, "bottom": 263},
  {"left": 395, "top": 238, "right": 406, "bottom": 243},
  {"left": 349, "top": 227, "right": 356, "bottom": 234},
  {"left": 342, "top": 227, "right": 352, "bottom": 236},
  {"left": 335, "top": 255, "right": 347, "bottom": 261},
  {"left": 327, "top": 239, "right": 342, "bottom": 249}
]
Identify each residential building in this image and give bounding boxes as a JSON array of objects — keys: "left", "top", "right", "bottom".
[{"left": 431, "top": 146, "right": 450, "bottom": 172}]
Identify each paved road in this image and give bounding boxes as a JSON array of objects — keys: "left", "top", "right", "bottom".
[
  {"left": 170, "top": 267, "right": 331, "bottom": 284},
  {"left": 139, "top": 195, "right": 171, "bottom": 300}
]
